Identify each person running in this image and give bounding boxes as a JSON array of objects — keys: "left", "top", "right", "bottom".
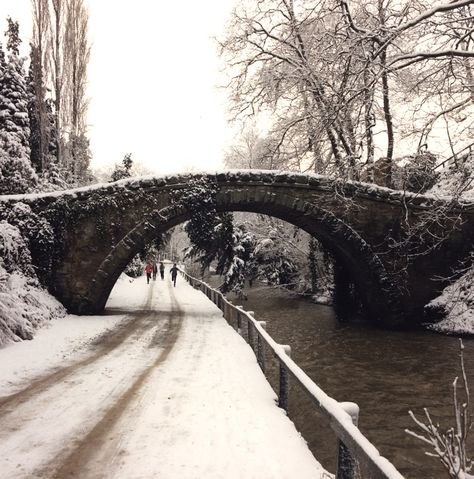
[
  {"left": 170, "top": 263, "right": 178, "bottom": 287},
  {"left": 159, "top": 261, "right": 165, "bottom": 280},
  {"left": 152, "top": 261, "right": 158, "bottom": 281},
  {"left": 144, "top": 262, "right": 153, "bottom": 284}
]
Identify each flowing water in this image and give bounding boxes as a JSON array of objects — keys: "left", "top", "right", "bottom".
[{"left": 224, "top": 282, "right": 474, "bottom": 478}]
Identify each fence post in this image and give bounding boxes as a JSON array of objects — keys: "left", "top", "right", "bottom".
[
  {"left": 336, "top": 402, "right": 360, "bottom": 479},
  {"left": 257, "top": 321, "right": 266, "bottom": 373},
  {"left": 247, "top": 312, "right": 255, "bottom": 352},
  {"left": 278, "top": 345, "right": 291, "bottom": 412},
  {"left": 236, "top": 307, "right": 243, "bottom": 335}
]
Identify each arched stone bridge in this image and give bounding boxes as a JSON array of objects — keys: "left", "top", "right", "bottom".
[{"left": 3, "top": 171, "right": 474, "bottom": 327}]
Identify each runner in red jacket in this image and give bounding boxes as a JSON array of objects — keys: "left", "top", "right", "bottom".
[{"left": 144, "top": 262, "right": 153, "bottom": 284}]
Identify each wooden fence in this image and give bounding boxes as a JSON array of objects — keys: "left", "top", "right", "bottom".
[{"left": 181, "top": 271, "right": 405, "bottom": 479}]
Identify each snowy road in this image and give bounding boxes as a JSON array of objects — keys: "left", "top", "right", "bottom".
[{"left": 0, "top": 274, "right": 327, "bottom": 479}]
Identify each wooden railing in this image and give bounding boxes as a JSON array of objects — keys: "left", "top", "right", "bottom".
[
  {"left": 435, "top": 143, "right": 474, "bottom": 171},
  {"left": 181, "top": 271, "right": 404, "bottom": 479}
]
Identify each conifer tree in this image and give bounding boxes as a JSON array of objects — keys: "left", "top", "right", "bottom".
[
  {"left": 28, "top": 44, "right": 53, "bottom": 173},
  {"left": 110, "top": 153, "right": 133, "bottom": 182},
  {"left": 0, "top": 19, "right": 37, "bottom": 194}
]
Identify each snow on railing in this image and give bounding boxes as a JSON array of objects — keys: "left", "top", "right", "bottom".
[{"left": 182, "top": 270, "right": 405, "bottom": 479}]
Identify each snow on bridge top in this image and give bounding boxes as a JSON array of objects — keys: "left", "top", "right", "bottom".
[{"left": 0, "top": 170, "right": 470, "bottom": 211}]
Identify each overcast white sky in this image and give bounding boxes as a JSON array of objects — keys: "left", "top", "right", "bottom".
[{"left": 0, "top": 0, "right": 237, "bottom": 175}]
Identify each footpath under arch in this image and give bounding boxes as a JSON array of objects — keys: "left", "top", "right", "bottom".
[{"left": 2, "top": 171, "right": 473, "bottom": 328}]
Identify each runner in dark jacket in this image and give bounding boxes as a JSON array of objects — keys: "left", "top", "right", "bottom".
[{"left": 170, "top": 264, "right": 178, "bottom": 287}]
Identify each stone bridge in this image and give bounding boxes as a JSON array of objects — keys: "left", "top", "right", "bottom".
[{"left": 2, "top": 171, "right": 474, "bottom": 327}]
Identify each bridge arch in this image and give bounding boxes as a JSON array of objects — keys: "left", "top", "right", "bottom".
[{"left": 77, "top": 189, "right": 403, "bottom": 327}]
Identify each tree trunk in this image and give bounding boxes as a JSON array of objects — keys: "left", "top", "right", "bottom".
[
  {"left": 381, "top": 49, "right": 394, "bottom": 187},
  {"left": 363, "top": 62, "right": 375, "bottom": 183}
]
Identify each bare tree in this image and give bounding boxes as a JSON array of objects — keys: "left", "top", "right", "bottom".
[
  {"left": 339, "top": 0, "right": 474, "bottom": 185},
  {"left": 407, "top": 340, "right": 474, "bottom": 478},
  {"left": 222, "top": 0, "right": 474, "bottom": 185},
  {"left": 63, "top": 0, "right": 91, "bottom": 179},
  {"left": 29, "top": 0, "right": 51, "bottom": 173},
  {"left": 220, "top": 0, "right": 364, "bottom": 178},
  {"left": 48, "top": 0, "right": 66, "bottom": 166}
]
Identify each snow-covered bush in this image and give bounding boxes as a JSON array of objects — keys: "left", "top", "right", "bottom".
[
  {"left": 426, "top": 257, "right": 474, "bottom": 335},
  {"left": 0, "top": 221, "right": 65, "bottom": 345},
  {"left": 0, "top": 267, "right": 65, "bottom": 345},
  {"left": 399, "top": 151, "right": 438, "bottom": 193},
  {"left": 0, "top": 221, "right": 33, "bottom": 276},
  {"left": 427, "top": 153, "right": 474, "bottom": 200},
  {"left": 125, "top": 254, "right": 143, "bottom": 278}
]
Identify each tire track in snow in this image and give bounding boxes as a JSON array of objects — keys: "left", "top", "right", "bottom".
[
  {"left": 41, "top": 280, "right": 184, "bottom": 479},
  {"left": 0, "top": 282, "right": 157, "bottom": 416}
]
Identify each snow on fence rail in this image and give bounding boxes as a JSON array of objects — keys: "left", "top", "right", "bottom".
[
  {"left": 181, "top": 271, "right": 405, "bottom": 479},
  {"left": 435, "top": 143, "right": 474, "bottom": 171}
]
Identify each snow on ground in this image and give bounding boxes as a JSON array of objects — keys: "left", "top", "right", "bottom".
[
  {"left": 0, "top": 274, "right": 146, "bottom": 395},
  {"left": 0, "top": 272, "right": 328, "bottom": 478}
]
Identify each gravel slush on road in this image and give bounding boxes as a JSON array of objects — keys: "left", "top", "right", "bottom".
[{"left": 0, "top": 270, "right": 327, "bottom": 479}]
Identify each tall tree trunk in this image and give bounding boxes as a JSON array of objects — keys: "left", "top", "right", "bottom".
[
  {"left": 30, "top": 0, "right": 50, "bottom": 172},
  {"left": 363, "top": 61, "right": 375, "bottom": 183},
  {"left": 64, "top": 0, "right": 91, "bottom": 179},
  {"left": 381, "top": 49, "right": 394, "bottom": 187},
  {"left": 50, "top": 0, "right": 63, "bottom": 166}
]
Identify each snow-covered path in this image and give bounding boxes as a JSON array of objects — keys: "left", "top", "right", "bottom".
[{"left": 0, "top": 273, "right": 327, "bottom": 479}]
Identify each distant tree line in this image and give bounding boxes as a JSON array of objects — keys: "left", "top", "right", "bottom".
[{"left": 0, "top": 0, "right": 91, "bottom": 195}]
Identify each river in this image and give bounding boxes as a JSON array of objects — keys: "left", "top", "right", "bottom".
[{"left": 222, "top": 282, "right": 474, "bottom": 478}]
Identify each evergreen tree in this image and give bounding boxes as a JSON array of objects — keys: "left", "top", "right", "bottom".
[
  {"left": 222, "top": 224, "right": 256, "bottom": 294},
  {"left": 27, "top": 44, "right": 53, "bottom": 173},
  {"left": 66, "top": 132, "right": 92, "bottom": 181},
  {"left": 110, "top": 153, "right": 133, "bottom": 182},
  {"left": 0, "top": 19, "right": 37, "bottom": 194}
]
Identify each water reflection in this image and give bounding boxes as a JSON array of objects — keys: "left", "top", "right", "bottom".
[{"left": 226, "top": 283, "right": 474, "bottom": 478}]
